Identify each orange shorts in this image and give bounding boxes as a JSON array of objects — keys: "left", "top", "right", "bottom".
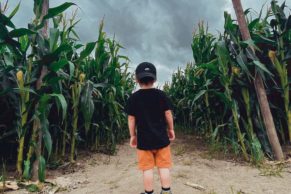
[{"left": 137, "top": 145, "right": 172, "bottom": 170}]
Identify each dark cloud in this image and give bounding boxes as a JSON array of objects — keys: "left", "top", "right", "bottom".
[{"left": 7, "top": 0, "right": 288, "bottom": 83}]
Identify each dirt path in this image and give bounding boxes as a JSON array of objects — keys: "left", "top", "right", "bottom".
[{"left": 9, "top": 136, "right": 291, "bottom": 194}]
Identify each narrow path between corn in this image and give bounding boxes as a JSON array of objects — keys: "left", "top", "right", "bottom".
[{"left": 13, "top": 135, "right": 291, "bottom": 194}]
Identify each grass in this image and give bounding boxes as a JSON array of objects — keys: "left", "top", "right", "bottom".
[
  {"left": 258, "top": 163, "right": 285, "bottom": 177},
  {"left": 174, "top": 145, "right": 187, "bottom": 156},
  {"left": 202, "top": 141, "right": 227, "bottom": 160}
]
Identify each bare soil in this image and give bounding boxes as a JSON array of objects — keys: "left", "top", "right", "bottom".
[{"left": 7, "top": 135, "right": 291, "bottom": 194}]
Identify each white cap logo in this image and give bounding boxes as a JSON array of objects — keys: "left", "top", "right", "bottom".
[{"left": 145, "top": 67, "right": 150, "bottom": 71}]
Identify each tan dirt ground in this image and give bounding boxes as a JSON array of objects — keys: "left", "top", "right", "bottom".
[{"left": 8, "top": 135, "right": 291, "bottom": 194}]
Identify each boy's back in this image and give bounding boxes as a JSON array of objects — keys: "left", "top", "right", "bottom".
[
  {"left": 126, "top": 88, "right": 171, "bottom": 150},
  {"left": 126, "top": 62, "right": 174, "bottom": 194}
]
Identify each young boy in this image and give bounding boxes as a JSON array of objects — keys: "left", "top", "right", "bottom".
[{"left": 125, "top": 62, "right": 175, "bottom": 194}]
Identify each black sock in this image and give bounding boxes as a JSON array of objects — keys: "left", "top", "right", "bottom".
[
  {"left": 162, "top": 187, "right": 171, "bottom": 191},
  {"left": 145, "top": 190, "right": 154, "bottom": 194}
]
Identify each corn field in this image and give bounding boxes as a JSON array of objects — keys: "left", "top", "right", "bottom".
[
  {"left": 0, "top": 1, "right": 133, "bottom": 181},
  {"left": 165, "top": 0, "right": 291, "bottom": 163},
  {"left": 0, "top": 0, "right": 290, "bottom": 185}
]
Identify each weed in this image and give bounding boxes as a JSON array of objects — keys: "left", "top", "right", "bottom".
[
  {"left": 258, "top": 163, "right": 284, "bottom": 177},
  {"left": 174, "top": 145, "right": 187, "bottom": 156}
]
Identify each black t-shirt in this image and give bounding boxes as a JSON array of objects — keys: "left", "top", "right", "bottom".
[{"left": 125, "top": 88, "right": 172, "bottom": 150}]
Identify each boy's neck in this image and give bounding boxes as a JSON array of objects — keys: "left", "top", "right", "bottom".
[{"left": 140, "top": 84, "right": 154, "bottom": 89}]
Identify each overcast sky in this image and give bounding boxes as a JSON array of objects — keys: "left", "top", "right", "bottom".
[{"left": 6, "top": 0, "right": 289, "bottom": 84}]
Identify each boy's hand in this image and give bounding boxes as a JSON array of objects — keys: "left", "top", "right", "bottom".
[
  {"left": 168, "top": 129, "right": 175, "bottom": 141},
  {"left": 130, "top": 136, "right": 137, "bottom": 148}
]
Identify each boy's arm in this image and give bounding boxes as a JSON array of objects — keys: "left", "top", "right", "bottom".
[
  {"left": 128, "top": 115, "right": 137, "bottom": 147},
  {"left": 165, "top": 110, "right": 175, "bottom": 141},
  {"left": 128, "top": 115, "right": 136, "bottom": 137}
]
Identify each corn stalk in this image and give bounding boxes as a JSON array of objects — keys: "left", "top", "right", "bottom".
[
  {"left": 216, "top": 41, "right": 249, "bottom": 160},
  {"left": 30, "top": 0, "right": 49, "bottom": 181},
  {"left": 269, "top": 51, "right": 291, "bottom": 141},
  {"left": 16, "top": 70, "right": 28, "bottom": 176},
  {"left": 0, "top": 1, "right": 133, "bottom": 179},
  {"left": 231, "top": 0, "right": 284, "bottom": 160},
  {"left": 269, "top": 0, "right": 291, "bottom": 142},
  {"left": 70, "top": 72, "right": 83, "bottom": 162}
]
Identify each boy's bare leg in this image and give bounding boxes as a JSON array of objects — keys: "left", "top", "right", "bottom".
[
  {"left": 143, "top": 169, "right": 154, "bottom": 192},
  {"left": 158, "top": 168, "right": 171, "bottom": 188}
]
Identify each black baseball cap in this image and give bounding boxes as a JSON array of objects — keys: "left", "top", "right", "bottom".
[{"left": 135, "top": 62, "right": 157, "bottom": 80}]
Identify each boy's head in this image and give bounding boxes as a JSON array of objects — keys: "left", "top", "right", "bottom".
[{"left": 135, "top": 62, "right": 156, "bottom": 86}]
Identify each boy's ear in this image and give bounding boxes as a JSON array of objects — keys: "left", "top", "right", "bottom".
[{"left": 135, "top": 76, "right": 139, "bottom": 83}]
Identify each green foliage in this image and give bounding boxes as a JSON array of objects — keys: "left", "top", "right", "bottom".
[
  {"left": 0, "top": 1, "right": 133, "bottom": 181},
  {"left": 38, "top": 156, "right": 46, "bottom": 182},
  {"left": 166, "top": 1, "right": 291, "bottom": 162},
  {"left": 26, "top": 184, "right": 39, "bottom": 192}
]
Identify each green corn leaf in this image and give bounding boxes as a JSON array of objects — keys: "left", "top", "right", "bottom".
[
  {"left": 68, "top": 61, "right": 75, "bottom": 79},
  {"left": 0, "top": 13, "right": 15, "bottom": 28},
  {"left": 19, "top": 35, "right": 29, "bottom": 52},
  {"left": 8, "top": 28, "right": 36, "bottom": 38},
  {"left": 94, "top": 83, "right": 108, "bottom": 88},
  {"left": 43, "top": 2, "right": 75, "bottom": 20},
  {"left": 213, "top": 91, "right": 232, "bottom": 107},
  {"left": 192, "top": 89, "right": 206, "bottom": 104},
  {"left": 71, "top": 29, "right": 80, "bottom": 40},
  {"left": 38, "top": 155, "right": 46, "bottom": 182},
  {"left": 0, "top": 24, "right": 9, "bottom": 40},
  {"left": 8, "top": 2, "right": 21, "bottom": 19},
  {"left": 13, "top": 88, "right": 37, "bottom": 95},
  {"left": 252, "top": 33, "right": 276, "bottom": 46},
  {"left": 23, "top": 160, "right": 30, "bottom": 180},
  {"left": 248, "top": 18, "right": 260, "bottom": 31},
  {"left": 244, "top": 8, "right": 252, "bottom": 15},
  {"left": 43, "top": 127, "right": 52, "bottom": 156},
  {"left": 33, "top": 0, "right": 44, "bottom": 18},
  {"left": 49, "top": 28, "right": 60, "bottom": 52},
  {"left": 50, "top": 94, "right": 67, "bottom": 120},
  {"left": 199, "top": 59, "right": 219, "bottom": 73},
  {"left": 75, "top": 44, "right": 83, "bottom": 49},
  {"left": 53, "top": 43, "right": 72, "bottom": 56},
  {"left": 80, "top": 81, "right": 94, "bottom": 133},
  {"left": 3, "top": 53, "right": 14, "bottom": 66},
  {"left": 253, "top": 60, "right": 274, "bottom": 76},
  {"left": 38, "top": 95, "right": 52, "bottom": 157},
  {"left": 215, "top": 41, "right": 230, "bottom": 66},
  {"left": 241, "top": 39, "right": 261, "bottom": 51},
  {"left": 46, "top": 76, "right": 63, "bottom": 86},
  {"left": 38, "top": 94, "right": 51, "bottom": 118},
  {"left": 212, "top": 123, "right": 227, "bottom": 141},
  {"left": 236, "top": 51, "right": 252, "bottom": 78},
  {"left": 50, "top": 59, "right": 68, "bottom": 72},
  {"left": 78, "top": 42, "right": 97, "bottom": 61},
  {"left": 39, "top": 43, "right": 72, "bottom": 65}
]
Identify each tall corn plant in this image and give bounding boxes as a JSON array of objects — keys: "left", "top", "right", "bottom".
[
  {"left": 268, "top": 1, "right": 291, "bottom": 142},
  {"left": 191, "top": 22, "right": 216, "bottom": 133},
  {"left": 0, "top": 1, "right": 74, "bottom": 180},
  {"left": 166, "top": 0, "right": 290, "bottom": 162},
  {"left": 215, "top": 41, "right": 248, "bottom": 160},
  {"left": 1, "top": 1, "right": 133, "bottom": 181}
]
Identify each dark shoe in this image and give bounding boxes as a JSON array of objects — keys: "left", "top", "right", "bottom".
[{"left": 160, "top": 190, "right": 172, "bottom": 194}]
